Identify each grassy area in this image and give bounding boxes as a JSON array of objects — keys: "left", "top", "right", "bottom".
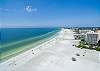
[
  {"left": 77, "top": 39, "right": 89, "bottom": 48},
  {"left": 95, "top": 47, "right": 100, "bottom": 51},
  {"left": 76, "top": 39, "right": 100, "bottom": 51}
]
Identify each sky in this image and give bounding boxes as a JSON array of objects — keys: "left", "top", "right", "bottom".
[{"left": 0, "top": 0, "right": 100, "bottom": 28}]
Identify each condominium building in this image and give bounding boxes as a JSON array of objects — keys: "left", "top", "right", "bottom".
[
  {"left": 79, "top": 30, "right": 93, "bottom": 34},
  {"left": 96, "top": 30, "right": 100, "bottom": 40},
  {"left": 85, "top": 32, "right": 99, "bottom": 45}
]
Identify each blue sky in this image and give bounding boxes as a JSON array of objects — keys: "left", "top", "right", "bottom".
[{"left": 0, "top": 0, "right": 100, "bottom": 28}]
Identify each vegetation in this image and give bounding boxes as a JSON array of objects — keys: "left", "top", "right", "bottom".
[
  {"left": 77, "top": 39, "right": 97, "bottom": 50},
  {"left": 74, "top": 30, "right": 100, "bottom": 51},
  {"left": 97, "top": 40, "right": 100, "bottom": 46},
  {"left": 77, "top": 39, "right": 100, "bottom": 51},
  {"left": 95, "top": 47, "right": 100, "bottom": 51},
  {"left": 95, "top": 40, "right": 100, "bottom": 51},
  {"left": 96, "top": 40, "right": 100, "bottom": 51},
  {"left": 77, "top": 44, "right": 89, "bottom": 49},
  {"left": 77, "top": 39, "right": 89, "bottom": 49}
]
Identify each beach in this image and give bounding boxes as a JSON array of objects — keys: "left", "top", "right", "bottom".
[
  {"left": 0, "top": 28, "right": 60, "bottom": 61},
  {"left": 0, "top": 29, "right": 100, "bottom": 71}
]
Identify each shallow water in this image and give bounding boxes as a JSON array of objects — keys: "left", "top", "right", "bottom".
[{"left": 0, "top": 28, "right": 60, "bottom": 61}]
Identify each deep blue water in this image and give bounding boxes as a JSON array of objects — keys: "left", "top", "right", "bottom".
[
  {"left": 0, "top": 28, "right": 60, "bottom": 61},
  {"left": 0, "top": 28, "right": 59, "bottom": 44}
]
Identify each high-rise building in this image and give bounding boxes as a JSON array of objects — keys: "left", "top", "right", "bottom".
[
  {"left": 85, "top": 32, "right": 99, "bottom": 45},
  {"left": 96, "top": 30, "right": 100, "bottom": 40}
]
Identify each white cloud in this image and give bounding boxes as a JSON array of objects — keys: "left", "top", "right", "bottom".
[
  {"left": 25, "top": 5, "right": 37, "bottom": 13},
  {"left": 32, "top": 8, "right": 37, "bottom": 12},
  {"left": 0, "top": 8, "right": 9, "bottom": 12},
  {"left": 0, "top": 8, "right": 2, "bottom": 12},
  {"left": 4, "top": 9, "right": 9, "bottom": 11}
]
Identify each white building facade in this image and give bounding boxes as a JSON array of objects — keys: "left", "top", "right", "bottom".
[{"left": 85, "top": 32, "right": 99, "bottom": 45}]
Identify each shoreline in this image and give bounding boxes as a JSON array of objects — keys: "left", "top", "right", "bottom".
[
  {"left": 0, "top": 29, "right": 61, "bottom": 71},
  {"left": 0, "top": 29, "right": 60, "bottom": 62},
  {"left": 0, "top": 29, "right": 100, "bottom": 71}
]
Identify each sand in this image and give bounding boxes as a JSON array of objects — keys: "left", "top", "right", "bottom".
[{"left": 0, "top": 28, "right": 100, "bottom": 71}]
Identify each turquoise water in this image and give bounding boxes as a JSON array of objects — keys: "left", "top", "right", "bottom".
[
  {"left": 0, "top": 28, "right": 60, "bottom": 62},
  {"left": 0, "top": 28, "right": 59, "bottom": 44}
]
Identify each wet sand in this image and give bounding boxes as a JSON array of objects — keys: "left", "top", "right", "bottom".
[{"left": 0, "top": 29, "right": 100, "bottom": 71}]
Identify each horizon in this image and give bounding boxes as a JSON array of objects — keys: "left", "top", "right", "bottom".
[
  {"left": 0, "top": 0, "right": 100, "bottom": 28},
  {"left": 1, "top": 26, "right": 100, "bottom": 29}
]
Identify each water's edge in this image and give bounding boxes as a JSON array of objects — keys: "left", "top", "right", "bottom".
[{"left": 0, "top": 29, "right": 60, "bottom": 63}]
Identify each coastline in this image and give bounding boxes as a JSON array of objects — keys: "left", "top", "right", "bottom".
[
  {"left": 0, "top": 29, "right": 100, "bottom": 71},
  {"left": 0, "top": 29, "right": 60, "bottom": 62},
  {"left": 0, "top": 30, "right": 60, "bottom": 71}
]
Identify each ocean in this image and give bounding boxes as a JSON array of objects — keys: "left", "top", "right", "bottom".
[{"left": 0, "top": 28, "right": 60, "bottom": 62}]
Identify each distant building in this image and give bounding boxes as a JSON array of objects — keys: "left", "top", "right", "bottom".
[
  {"left": 79, "top": 30, "right": 93, "bottom": 34},
  {"left": 80, "top": 33, "right": 86, "bottom": 40},
  {"left": 96, "top": 30, "right": 100, "bottom": 40},
  {"left": 78, "top": 30, "right": 93, "bottom": 40},
  {"left": 85, "top": 32, "right": 99, "bottom": 45}
]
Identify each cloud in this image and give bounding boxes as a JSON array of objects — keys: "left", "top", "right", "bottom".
[
  {"left": 0, "top": 8, "right": 2, "bottom": 10},
  {"left": 0, "top": 8, "right": 9, "bottom": 12},
  {"left": 25, "top": 5, "right": 37, "bottom": 13},
  {"left": 4, "top": 9, "right": 9, "bottom": 11},
  {"left": 32, "top": 8, "right": 37, "bottom": 12}
]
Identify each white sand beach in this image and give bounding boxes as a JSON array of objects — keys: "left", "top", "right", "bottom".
[{"left": 0, "top": 29, "right": 100, "bottom": 71}]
